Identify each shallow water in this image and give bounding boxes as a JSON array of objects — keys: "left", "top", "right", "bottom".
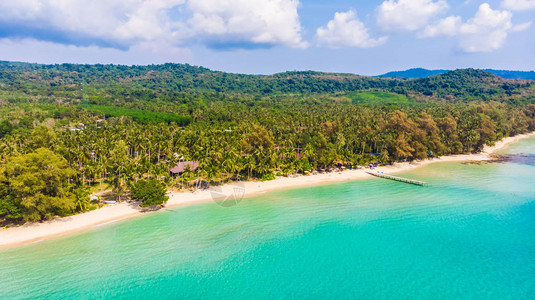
[{"left": 1, "top": 137, "right": 535, "bottom": 299}]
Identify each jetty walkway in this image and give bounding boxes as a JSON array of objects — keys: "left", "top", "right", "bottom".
[{"left": 365, "top": 171, "right": 426, "bottom": 186}]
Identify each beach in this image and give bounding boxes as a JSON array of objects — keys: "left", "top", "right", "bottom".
[{"left": 1, "top": 131, "right": 534, "bottom": 249}]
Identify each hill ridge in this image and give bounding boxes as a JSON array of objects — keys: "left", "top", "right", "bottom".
[{"left": 380, "top": 68, "right": 535, "bottom": 80}]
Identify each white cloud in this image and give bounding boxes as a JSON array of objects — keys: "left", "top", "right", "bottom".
[
  {"left": 512, "top": 21, "right": 533, "bottom": 31},
  {"left": 115, "top": 0, "right": 186, "bottom": 42},
  {"left": 0, "top": 0, "right": 185, "bottom": 48},
  {"left": 420, "top": 16, "right": 462, "bottom": 37},
  {"left": 316, "top": 10, "right": 387, "bottom": 48},
  {"left": 502, "top": 0, "right": 535, "bottom": 11},
  {"left": 377, "top": 0, "right": 449, "bottom": 32},
  {"left": 0, "top": 38, "right": 192, "bottom": 65},
  {"left": 0, "top": 0, "right": 306, "bottom": 50},
  {"left": 421, "top": 3, "right": 531, "bottom": 52},
  {"left": 186, "top": 0, "right": 307, "bottom": 48}
]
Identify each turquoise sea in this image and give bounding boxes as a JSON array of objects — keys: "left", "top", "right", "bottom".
[{"left": 1, "top": 137, "right": 535, "bottom": 299}]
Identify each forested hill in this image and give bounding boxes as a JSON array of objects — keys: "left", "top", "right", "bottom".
[
  {"left": 2, "top": 60, "right": 535, "bottom": 224},
  {"left": 484, "top": 69, "right": 535, "bottom": 80},
  {"left": 0, "top": 61, "right": 534, "bottom": 103},
  {"left": 378, "top": 68, "right": 450, "bottom": 78},
  {"left": 402, "top": 69, "right": 534, "bottom": 101},
  {"left": 380, "top": 68, "right": 535, "bottom": 80}
]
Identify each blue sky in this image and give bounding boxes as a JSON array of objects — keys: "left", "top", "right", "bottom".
[{"left": 0, "top": 0, "right": 533, "bottom": 75}]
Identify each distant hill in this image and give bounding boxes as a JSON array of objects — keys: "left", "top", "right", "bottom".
[
  {"left": 483, "top": 69, "right": 535, "bottom": 80},
  {"left": 0, "top": 61, "right": 533, "bottom": 103},
  {"left": 379, "top": 68, "right": 535, "bottom": 80},
  {"left": 378, "top": 68, "right": 449, "bottom": 78}
]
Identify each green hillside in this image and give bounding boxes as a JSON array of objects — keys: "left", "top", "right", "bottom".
[
  {"left": 1, "top": 62, "right": 533, "bottom": 103},
  {"left": 1, "top": 61, "right": 535, "bottom": 224}
]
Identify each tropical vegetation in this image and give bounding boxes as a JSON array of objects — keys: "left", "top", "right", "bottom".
[
  {"left": 130, "top": 179, "right": 169, "bottom": 208},
  {"left": 1, "top": 61, "right": 534, "bottom": 224}
]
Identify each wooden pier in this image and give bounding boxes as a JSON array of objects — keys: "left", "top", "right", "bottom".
[{"left": 365, "top": 171, "right": 426, "bottom": 186}]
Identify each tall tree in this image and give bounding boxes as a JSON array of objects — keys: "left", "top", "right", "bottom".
[{"left": 0, "top": 148, "right": 79, "bottom": 221}]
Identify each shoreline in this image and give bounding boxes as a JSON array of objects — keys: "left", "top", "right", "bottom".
[{"left": 1, "top": 132, "right": 534, "bottom": 249}]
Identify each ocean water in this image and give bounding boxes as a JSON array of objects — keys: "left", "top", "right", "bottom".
[{"left": 1, "top": 137, "right": 535, "bottom": 299}]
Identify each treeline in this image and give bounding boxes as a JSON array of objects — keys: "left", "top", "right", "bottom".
[
  {"left": 1, "top": 96, "right": 535, "bottom": 224},
  {"left": 1, "top": 61, "right": 535, "bottom": 224},
  {"left": 1, "top": 61, "right": 534, "bottom": 103}
]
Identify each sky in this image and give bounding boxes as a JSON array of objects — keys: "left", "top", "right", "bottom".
[{"left": 0, "top": 0, "right": 534, "bottom": 75}]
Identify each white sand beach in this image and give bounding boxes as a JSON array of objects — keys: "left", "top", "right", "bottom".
[{"left": 1, "top": 132, "right": 534, "bottom": 249}]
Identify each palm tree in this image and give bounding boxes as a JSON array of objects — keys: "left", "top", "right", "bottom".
[{"left": 244, "top": 156, "right": 256, "bottom": 179}]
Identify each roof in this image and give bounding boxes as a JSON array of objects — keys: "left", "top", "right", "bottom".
[{"left": 169, "top": 161, "right": 200, "bottom": 174}]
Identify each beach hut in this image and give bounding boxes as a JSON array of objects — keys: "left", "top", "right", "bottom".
[{"left": 169, "top": 161, "right": 200, "bottom": 176}]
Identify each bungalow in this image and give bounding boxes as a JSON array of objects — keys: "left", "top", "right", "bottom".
[{"left": 169, "top": 161, "right": 200, "bottom": 176}]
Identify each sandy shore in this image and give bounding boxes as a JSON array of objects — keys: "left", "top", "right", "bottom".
[{"left": 1, "top": 132, "right": 534, "bottom": 249}]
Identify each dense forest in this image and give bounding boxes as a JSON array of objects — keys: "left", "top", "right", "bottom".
[
  {"left": 1, "top": 61, "right": 535, "bottom": 224},
  {"left": 1, "top": 61, "right": 533, "bottom": 102}
]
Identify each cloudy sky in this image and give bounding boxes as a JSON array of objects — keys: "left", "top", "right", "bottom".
[{"left": 0, "top": 0, "right": 534, "bottom": 75}]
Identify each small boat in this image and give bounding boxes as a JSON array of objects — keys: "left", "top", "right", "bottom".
[{"left": 103, "top": 200, "right": 117, "bottom": 204}]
